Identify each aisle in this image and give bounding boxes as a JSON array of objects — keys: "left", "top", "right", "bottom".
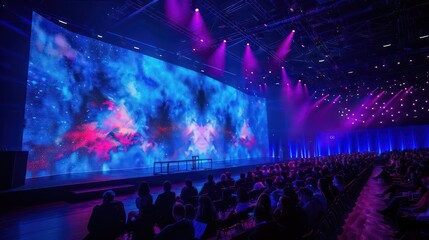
[{"left": 338, "top": 166, "right": 396, "bottom": 240}]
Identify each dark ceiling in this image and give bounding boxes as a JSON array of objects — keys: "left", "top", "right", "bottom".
[{"left": 11, "top": 0, "right": 427, "bottom": 96}]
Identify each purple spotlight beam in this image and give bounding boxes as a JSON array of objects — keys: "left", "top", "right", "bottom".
[
  {"left": 165, "top": 0, "right": 191, "bottom": 26},
  {"left": 189, "top": 8, "right": 213, "bottom": 47},
  {"left": 243, "top": 44, "right": 259, "bottom": 75},
  {"left": 275, "top": 30, "right": 295, "bottom": 61},
  {"left": 208, "top": 41, "right": 226, "bottom": 76}
]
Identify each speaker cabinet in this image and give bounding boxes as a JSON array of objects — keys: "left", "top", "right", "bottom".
[{"left": 0, "top": 151, "right": 28, "bottom": 189}]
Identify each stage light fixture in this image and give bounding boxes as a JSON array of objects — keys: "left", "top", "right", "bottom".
[
  {"left": 383, "top": 44, "right": 391, "bottom": 47},
  {"left": 419, "top": 35, "right": 429, "bottom": 39},
  {"left": 58, "top": 20, "right": 67, "bottom": 24},
  {"left": 195, "top": 8, "right": 199, "bottom": 12}
]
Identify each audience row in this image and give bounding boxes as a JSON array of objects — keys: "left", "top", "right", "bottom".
[
  {"left": 84, "top": 152, "right": 376, "bottom": 240},
  {"left": 375, "top": 149, "right": 429, "bottom": 238}
]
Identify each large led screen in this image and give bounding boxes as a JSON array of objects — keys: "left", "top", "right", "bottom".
[{"left": 23, "top": 13, "right": 269, "bottom": 178}]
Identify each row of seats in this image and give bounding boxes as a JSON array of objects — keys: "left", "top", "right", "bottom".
[{"left": 314, "top": 164, "right": 374, "bottom": 240}]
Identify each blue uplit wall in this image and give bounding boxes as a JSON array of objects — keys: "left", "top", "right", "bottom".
[
  {"left": 22, "top": 13, "right": 268, "bottom": 178},
  {"left": 282, "top": 125, "right": 429, "bottom": 158}
]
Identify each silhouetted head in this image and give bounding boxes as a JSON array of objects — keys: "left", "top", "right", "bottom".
[
  {"left": 185, "top": 179, "right": 193, "bottom": 187},
  {"left": 185, "top": 204, "right": 196, "bottom": 220},
  {"left": 138, "top": 181, "right": 150, "bottom": 198},
  {"left": 297, "top": 187, "right": 314, "bottom": 204},
  {"left": 172, "top": 202, "right": 185, "bottom": 221},
  {"left": 102, "top": 190, "right": 116, "bottom": 203},
  {"left": 207, "top": 174, "right": 214, "bottom": 183},
  {"left": 163, "top": 180, "right": 172, "bottom": 192}
]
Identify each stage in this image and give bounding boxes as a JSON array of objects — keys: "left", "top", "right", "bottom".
[{"left": 0, "top": 157, "right": 279, "bottom": 210}]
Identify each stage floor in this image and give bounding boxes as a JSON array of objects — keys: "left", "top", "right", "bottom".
[
  {"left": 4, "top": 157, "right": 278, "bottom": 192},
  {"left": 0, "top": 157, "right": 279, "bottom": 208}
]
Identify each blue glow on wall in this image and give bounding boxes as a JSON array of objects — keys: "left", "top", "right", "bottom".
[
  {"left": 317, "top": 125, "right": 429, "bottom": 157},
  {"left": 282, "top": 125, "right": 429, "bottom": 159}
]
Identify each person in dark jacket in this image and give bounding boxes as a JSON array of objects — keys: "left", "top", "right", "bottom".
[
  {"left": 154, "top": 181, "right": 176, "bottom": 229},
  {"left": 199, "top": 174, "right": 217, "bottom": 200},
  {"left": 127, "top": 181, "right": 155, "bottom": 240},
  {"left": 274, "top": 196, "right": 309, "bottom": 239},
  {"left": 85, "top": 190, "right": 126, "bottom": 240},
  {"left": 155, "top": 202, "right": 195, "bottom": 240},
  {"left": 180, "top": 179, "right": 198, "bottom": 205}
]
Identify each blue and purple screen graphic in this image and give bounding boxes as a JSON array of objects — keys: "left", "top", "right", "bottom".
[{"left": 23, "top": 13, "right": 268, "bottom": 178}]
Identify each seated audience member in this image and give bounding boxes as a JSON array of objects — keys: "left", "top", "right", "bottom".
[
  {"left": 234, "top": 188, "right": 250, "bottom": 213},
  {"left": 262, "top": 178, "right": 275, "bottom": 196},
  {"left": 282, "top": 185, "right": 299, "bottom": 207},
  {"left": 215, "top": 173, "right": 231, "bottom": 200},
  {"left": 235, "top": 172, "right": 246, "bottom": 188},
  {"left": 195, "top": 195, "right": 218, "bottom": 239},
  {"left": 180, "top": 179, "right": 198, "bottom": 205},
  {"left": 378, "top": 186, "right": 428, "bottom": 218},
  {"left": 155, "top": 203, "right": 195, "bottom": 240},
  {"left": 268, "top": 165, "right": 275, "bottom": 177},
  {"left": 155, "top": 181, "right": 176, "bottom": 229},
  {"left": 306, "top": 177, "right": 327, "bottom": 210},
  {"left": 127, "top": 181, "right": 155, "bottom": 240},
  {"left": 216, "top": 173, "right": 230, "bottom": 189},
  {"left": 225, "top": 171, "right": 235, "bottom": 187},
  {"left": 85, "top": 190, "right": 126, "bottom": 240},
  {"left": 378, "top": 166, "right": 425, "bottom": 199},
  {"left": 254, "top": 193, "right": 272, "bottom": 221},
  {"left": 185, "top": 204, "right": 196, "bottom": 220},
  {"left": 261, "top": 165, "right": 268, "bottom": 177},
  {"left": 332, "top": 175, "right": 345, "bottom": 195},
  {"left": 248, "top": 199, "right": 285, "bottom": 240},
  {"left": 318, "top": 178, "right": 335, "bottom": 207},
  {"left": 199, "top": 174, "right": 217, "bottom": 200},
  {"left": 378, "top": 176, "right": 429, "bottom": 218},
  {"left": 215, "top": 176, "right": 234, "bottom": 217},
  {"left": 312, "top": 166, "right": 322, "bottom": 179},
  {"left": 270, "top": 178, "right": 285, "bottom": 209},
  {"left": 274, "top": 196, "right": 308, "bottom": 240},
  {"left": 292, "top": 180, "right": 305, "bottom": 191},
  {"left": 253, "top": 165, "right": 262, "bottom": 179},
  {"left": 246, "top": 171, "right": 255, "bottom": 183},
  {"left": 393, "top": 176, "right": 429, "bottom": 238},
  {"left": 320, "top": 165, "right": 331, "bottom": 177},
  {"left": 252, "top": 177, "right": 266, "bottom": 191},
  {"left": 274, "top": 164, "right": 281, "bottom": 175},
  {"left": 298, "top": 187, "right": 323, "bottom": 227}
]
